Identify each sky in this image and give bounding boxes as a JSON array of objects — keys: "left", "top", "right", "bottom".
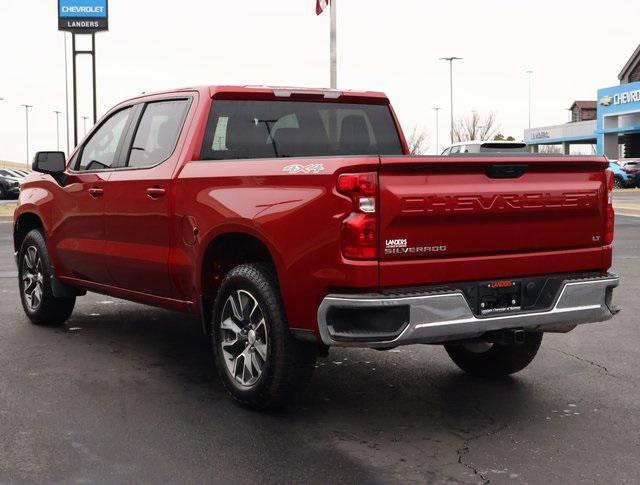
[{"left": 0, "top": 0, "right": 639, "bottom": 163}]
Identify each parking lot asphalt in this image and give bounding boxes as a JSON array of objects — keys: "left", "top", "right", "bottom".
[
  {"left": 0, "top": 214, "right": 639, "bottom": 484},
  {"left": 613, "top": 189, "right": 640, "bottom": 217}
]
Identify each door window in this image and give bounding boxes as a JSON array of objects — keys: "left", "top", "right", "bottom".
[
  {"left": 77, "top": 107, "right": 133, "bottom": 171},
  {"left": 127, "top": 100, "right": 190, "bottom": 168}
]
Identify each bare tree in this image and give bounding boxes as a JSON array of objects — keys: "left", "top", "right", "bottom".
[
  {"left": 493, "top": 133, "right": 516, "bottom": 141},
  {"left": 538, "top": 145, "right": 563, "bottom": 154},
  {"left": 407, "top": 125, "right": 429, "bottom": 155},
  {"left": 452, "top": 112, "right": 500, "bottom": 142}
]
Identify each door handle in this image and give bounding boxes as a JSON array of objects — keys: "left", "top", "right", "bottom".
[
  {"left": 146, "top": 187, "right": 166, "bottom": 199},
  {"left": 88, "top": 187, "right": 104, "bottom": 198}
]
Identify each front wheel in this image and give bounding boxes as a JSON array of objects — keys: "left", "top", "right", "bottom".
[
  {"left": 18, "top": 229, "right": 75, "bottom": 326},
  {"left": 211, "top": 263, "right": 317, "bottom": 410},
  {"left": 444, "top": 332, "right": 542, "bottom": 378}
]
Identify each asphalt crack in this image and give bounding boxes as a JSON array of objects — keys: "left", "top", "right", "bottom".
[
  {"left": 550, "top": 348, "right": 610, "bottom": 374},
  {"left": 457, "top": 444, "right": 491, "bottom": 484},
  {"left": 454, "top": 408, "right": 509, "bottom": 484}
]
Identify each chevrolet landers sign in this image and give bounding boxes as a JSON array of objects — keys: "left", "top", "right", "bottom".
[
  {"left": 610, "top": 89, "right": 640, "bottom": 106},
  {"left": 58, "top": 0, "right": 108, "bottom": 32}
]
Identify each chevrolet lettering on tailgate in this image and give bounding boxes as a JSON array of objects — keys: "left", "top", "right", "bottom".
[{"left": 401, "top": 191, "right": 599, "bottom": 214}]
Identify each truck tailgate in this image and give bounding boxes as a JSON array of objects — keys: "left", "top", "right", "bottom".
[{"left": 378, "top": 156, "right": 610, "bottom": 287}]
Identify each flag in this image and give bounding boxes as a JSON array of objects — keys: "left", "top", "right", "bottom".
[{"left": 316, "top": 0, "right": 329, "bottom": 15}]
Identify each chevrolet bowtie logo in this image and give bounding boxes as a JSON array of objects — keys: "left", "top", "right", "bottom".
[{"left": 599, "top": 95, "right": 613, "bottom": 106}]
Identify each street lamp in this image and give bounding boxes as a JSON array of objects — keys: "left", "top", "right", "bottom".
[
  {"left": 53, "top": 110, "right": 62, "bottom": 151},
  {"left": 526, "top": 70, "right": 534, "bottom": 129},
  {"left": 433, "top": 106, "right": 441, "bottom": 154},
  {"left": 21, "top": 104, "right": 33, "bottom": 169},
  {"left": 82, "top": 115, "right": 89, "bottom": 136},
  {"left": 440, "top": 56, "right": 463, "bottom": 144}
]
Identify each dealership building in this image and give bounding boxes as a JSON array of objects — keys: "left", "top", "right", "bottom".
[{"left": 525, "top": 44, "right": 640, "bottom": 159}]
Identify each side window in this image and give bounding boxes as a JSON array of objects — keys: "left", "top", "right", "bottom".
[
  {"left": 78, "top": 107, "right": 132, "bottom": 171},
  {"left": 128, "top": 100, "right": 190, "bottom": 169}
]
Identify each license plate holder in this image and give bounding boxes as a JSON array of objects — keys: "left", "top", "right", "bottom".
[{"left": 478, "top": 280, "right": 522, "bottom": 315}]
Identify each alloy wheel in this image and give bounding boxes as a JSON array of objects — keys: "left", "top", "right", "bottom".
[
  {"left": 219, "top": 290, "right": 269, "bottom": 387},
  {"left": 22, "top": 246, "right": 44, "bottom": 311}
]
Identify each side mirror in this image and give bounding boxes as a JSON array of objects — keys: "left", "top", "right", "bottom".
[{"left": 32, "top": 151, "right": 66, "bottom": 175}]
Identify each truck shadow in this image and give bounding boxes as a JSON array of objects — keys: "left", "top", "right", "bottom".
[
  {"left": 38, "top": 299, "right": 559, "bottom": 482},
  {"left": 63, "top": 299, "right": 552, "bottom": 425}
]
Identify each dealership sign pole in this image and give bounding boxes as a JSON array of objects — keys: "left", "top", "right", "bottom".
[{"left": 58, "top": 0, "right": 108, "bottom": 147}]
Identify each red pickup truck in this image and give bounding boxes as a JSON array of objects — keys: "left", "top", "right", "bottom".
[{"left": 14, "top": 86, "right": 619, "bottom": 409}]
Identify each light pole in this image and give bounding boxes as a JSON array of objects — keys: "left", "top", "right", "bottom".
[
  {"left": 330, "top": 0, "right": 337, "bottom": 89},
  {"left": 53, "top": 110, "right": 62, "bottom": 151},
  {"left": 433, "top": 107, "right": 441, "bottom": 154},
  {"left": 63, "top": 32, "right": 71, "bottom": 157},
  {"left": 81, "top": 116, "right": 89, "bottom": 136},
  {"left": 21, "top": 104, "right": 33, "bottom": 169},
  {"left": 526, "top": 70, "right": 534, "bottom": 129},
  {"left": 440, "top": 57, "right": 462, "bottom": 144}
]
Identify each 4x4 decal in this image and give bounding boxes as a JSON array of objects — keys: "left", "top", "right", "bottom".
[{"left": 282, "top": 163, "right": 325, "bottom": 174}]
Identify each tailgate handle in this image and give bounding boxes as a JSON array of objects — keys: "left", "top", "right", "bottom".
[{"left": 486, "top": 164, "right": 528, "bottom": 179}]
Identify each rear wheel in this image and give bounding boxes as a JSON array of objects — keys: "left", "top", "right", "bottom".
[
  {"left": 444, "top": 332, "right": 542, "bottom": 378},
  {"left": 18, "top": 229, "right": 75, "bottom": 326},
  {"left": 211, "top": 263, "right": 316, "bottom": 410}
]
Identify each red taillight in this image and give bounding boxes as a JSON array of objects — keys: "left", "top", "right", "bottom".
[
  {"left": 337, "top": 172, "right": 378, "bottom": 260},
  {"left": 604, "top": 169, "right": 615, "bottom": 245}
]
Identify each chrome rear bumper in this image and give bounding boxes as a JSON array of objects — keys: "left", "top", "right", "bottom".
[{"left": 317, "top": 274, "right": 619, "bottom": 348}]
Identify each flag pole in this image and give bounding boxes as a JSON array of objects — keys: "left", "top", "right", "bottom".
[{"left": 330, "top": 0, "right": 337, "bottom": 88}]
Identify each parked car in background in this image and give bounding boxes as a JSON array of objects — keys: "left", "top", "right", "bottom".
[
  {"left": 623, "top": 161, "right": 640, "bottom": 187},
  {"left": 609, "top": 161, "right": 634, "bottom": 188},
  {"left": 441, "top": 140, "right": 529, "bottom": 155},
  {"left": 0, "top": 170, "right": 22, "bottom": 199},
  {"left": 0, "top": 169, "right": 27, "bottom": 179},
  {"left": 617, "top": 159, "right": 635, "bottom": 169}
]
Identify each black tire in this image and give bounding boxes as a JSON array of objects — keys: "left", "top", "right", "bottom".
[
  {"left": 444, "top": 332, "right": 542, "bottom": 378},
  {"left": 211, "top": 263, "right": 316, "bottom": 411},
  {"left": 18, "top": 229, "right": 75, "bottom": 326},
  {"left": 0, "top": 186, "right": 5, "bottom": 199}
]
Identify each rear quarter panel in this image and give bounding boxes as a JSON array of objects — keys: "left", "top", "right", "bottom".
[{"left": 173, "top": 156, "right": 380, "bottom": 331}]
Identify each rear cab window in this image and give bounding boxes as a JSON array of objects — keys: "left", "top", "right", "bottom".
[{"left": 200, "top": 99, "right": 403, "bottom": 160}]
